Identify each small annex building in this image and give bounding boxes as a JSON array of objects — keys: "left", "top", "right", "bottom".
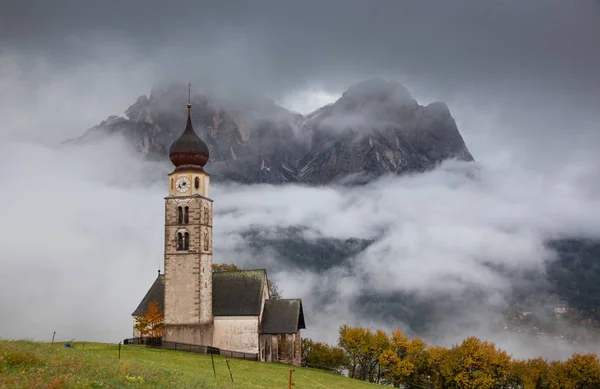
[{"left": 131, "top": 93, "right": 306, "bottom": 366}]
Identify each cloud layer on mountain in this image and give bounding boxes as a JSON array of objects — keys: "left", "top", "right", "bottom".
[
  {"left": 1, "top": 130, "right": 600, "bottom": 360},
  {"left": 212, "top": 159, "right": 600, "bottom": 360}
]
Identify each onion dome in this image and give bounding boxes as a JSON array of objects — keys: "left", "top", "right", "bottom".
[{"left": 169, "top": 102, "right": 210, "bottom": 171}]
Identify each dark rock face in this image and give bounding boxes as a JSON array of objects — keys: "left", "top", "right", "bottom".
[
  {"left": 298, "top": 79, "right": 474, "bottom": 184},
  {"left": 69, "top": 78, "right": 474, "bottom": 184}
]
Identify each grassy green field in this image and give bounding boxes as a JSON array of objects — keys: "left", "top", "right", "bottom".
[{"left": 0, "top": 340, "right": 378, "bottom": 388}]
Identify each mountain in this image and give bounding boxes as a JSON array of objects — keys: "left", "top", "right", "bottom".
[
  {"left": 234, "top": 226, "right": 600, "bottom": 334},
  {"left": 546, "top": 238, "right": 600, "bottom": 321},
  {"left": 69, "top": 78, "right": 474, "bottom": 185}
]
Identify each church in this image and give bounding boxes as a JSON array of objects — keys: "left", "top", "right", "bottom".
[{"left": 131, "top": 94, "right": 306, "bottom": 366}]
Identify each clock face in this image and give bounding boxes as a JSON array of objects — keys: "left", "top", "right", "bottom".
[{"left": 175, "top": 176, "right": 191, "bottom": 193}]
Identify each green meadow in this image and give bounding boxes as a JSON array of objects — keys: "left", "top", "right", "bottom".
[{"left": 0, "top": 340, "right": 378, "bottom": 388}]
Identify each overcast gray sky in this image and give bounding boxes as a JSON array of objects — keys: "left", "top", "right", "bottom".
[
  {"left": 2, "top": 0, "right": 599, "bottom": 96},
  {"left": 2, "top": 0, "right": 600, "bottom": 357},
  {"left": 2, "top": 0, "right": 599, "bottom": 171}
]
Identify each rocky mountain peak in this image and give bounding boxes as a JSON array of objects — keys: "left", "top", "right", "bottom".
[
  {"left": 70, "top": 78, "right": 474, "bottom": 185},
  {"left": 337, "top": 78, "right": 416, "bottom": 108}
]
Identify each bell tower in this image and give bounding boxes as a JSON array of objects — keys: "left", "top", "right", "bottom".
[{"left": 163, "top": 84, "right": 214, "bottom": 344}]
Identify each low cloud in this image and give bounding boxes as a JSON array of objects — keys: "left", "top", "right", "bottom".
[
  {"left": 2, "top": 119, "right": 600, "bottom": 360},
  {"left": 0, "top": 136, "right": 166, "bottom": 342},
  {"left": 211, "top": 159, "right": 600, "bottom": 358},
  {"left": 0, "top": 47, "right": 155, "bottom": 145}
]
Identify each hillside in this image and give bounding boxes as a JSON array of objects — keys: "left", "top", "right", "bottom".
[
  {"left": 0, "top": 340, "right": 378, "bottom": 389},
  {"left": 233, "top": 227, "right": 600, "bottom": 333},
  {"left": 67, "top": 78, "right": 474, "bottom": 185}
]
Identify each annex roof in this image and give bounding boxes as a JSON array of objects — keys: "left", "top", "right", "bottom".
[{"left": 260, "top": 299, "right": 306, "bottom": 334}]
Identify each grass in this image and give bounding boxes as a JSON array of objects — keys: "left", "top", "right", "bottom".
[{"left": 0, "top": 340, "right": 379, "bottom": 388}]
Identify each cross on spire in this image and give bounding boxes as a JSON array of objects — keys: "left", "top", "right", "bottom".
[{"left": 187, "top": 82, "right": 192, "bottom": 112}]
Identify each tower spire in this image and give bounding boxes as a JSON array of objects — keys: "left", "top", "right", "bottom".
[
  {"left": 168, "top": 82, "right": 210, "bottom": 171},
  {"left": 187, "top": 82, "right": 192, "bottom": 115}
]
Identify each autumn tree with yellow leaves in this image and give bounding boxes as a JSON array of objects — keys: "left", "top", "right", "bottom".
[
  {"left": 437, "top": 336, "right": 515, "bottom": 389},
  {"left": 133, "top": 300, "right": 163, "bottom": 338},
  {"left": 338, "top": 325, "right": 390, "bottom": 383},
  {"left": 299, "top": 324, "right": 600, "bottom": 388},
  {"left": 511, "top": 357, "right": 551, "bottom": 389},
  {"left": 301, "top": 338, "right": 346, "bottom": 373},
  {"left": 547, "top": 353, "right": 600, "bottom": 389},
  {"left": 378, "top": 329, "right": 431, "bottom": 388},
  {"left": 211, "top": 263, "right": 240, "bottom": 272}
]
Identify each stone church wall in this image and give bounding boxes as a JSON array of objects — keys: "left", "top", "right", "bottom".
[
  {"left": 213, "top": 316, "right": 259, "bottom": 353},
  {"left": 132, "top": 318, "right": 141, "bottom": 338},
  {"left": 163, "top": 323, "right": 214, "bottom": 346}
]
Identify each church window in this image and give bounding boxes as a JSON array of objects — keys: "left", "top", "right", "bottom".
[
  {"left": 195, "top": 177, "right": 200, "bottom": 190},
  {"left": 203, "top": 206, "right": 209, "bottom": 225},
  {"left": 203, "top": 230, "right": 209, "bottom": 251},
  {"left": 177, "top": 207, "right": 183, "bottom": 224},
  {"left": 184, "top": 232, "right": 189, "bottom": 250},
  {"left": 171, "top": 178, "right": 174, "bottom": 190},
  {"left": 184, "top": 206, "right": 189, "bottom": 224},
  {"left": 177, "top": 232, "right": 183, "bottom": 250}
]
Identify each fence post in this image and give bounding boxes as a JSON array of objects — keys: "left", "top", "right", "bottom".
[
  {"left": 51, "top": 331, "right": 56, "bottom": 346},
  {"left": 226, "top": 359, "right": 234, "bottom": 383},
  {"left": 211, "top": 352, "right": 216, "bottom": 378},
  {"left": 289, "top": 369, "right": 294, "bottom": 389},
  {"left": 118, "top": 342, "right": 122, "bottom": 360}
]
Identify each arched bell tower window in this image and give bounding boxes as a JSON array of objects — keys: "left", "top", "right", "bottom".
[
  {"left": 195, "top": 177, "right": 200, "bottom": 190},
  {"left": 171, "top": 178, "right": 174, "bottom": 190},
  {"left": 184, "top": 206, "right": 189, "bottom": 224},
  {"left": 177, "top": 206, "right": 183, "bottom": 224},
  {"left": 177, "top": 232, "right": 183, "bottom": 250},
  {"left": 176, "top": 231, "right": 190, "bottom": 251}
]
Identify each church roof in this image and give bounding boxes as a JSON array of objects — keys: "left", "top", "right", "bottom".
[
  {"left": 131, "top": 269, "right": 306, "bottom": 331},
  {"left": 131, "top": 274, "right": 164, "bottom": 316},
  {"left": 260, "top": 299, "right": 306, "bottom": 334},
  {"left": 212, "top": 270, "right": 266, "bottom": 316},
  {"left": 131, "top": 270, "right": 268, "bottom": 317}
]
